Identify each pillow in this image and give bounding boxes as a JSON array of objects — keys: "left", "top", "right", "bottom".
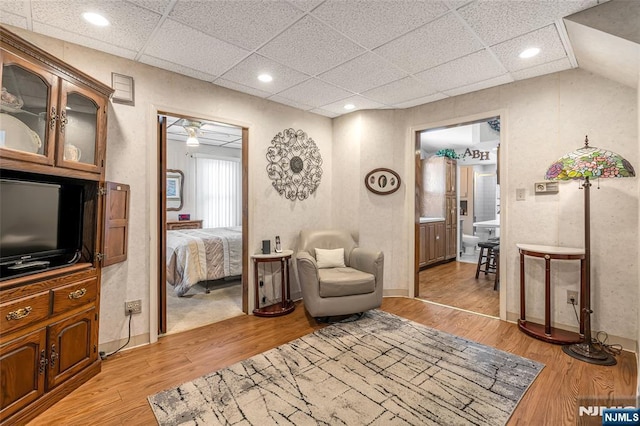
[{"left": 315, "top": 248, "right": 346, "bottom": 269}]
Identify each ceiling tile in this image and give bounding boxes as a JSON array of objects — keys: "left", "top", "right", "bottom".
[
  {"left": 318, "top": 53, "right": 408, "bottom": 94},
  {"left": 140, "top": 55, "right": 217, "bottom": 81},
  {"left": 30, "top": 0, "right": 161, "bottom": 51},
  {"left": 214, "top": 78, "right": 276, "bottom": 99},
  {"left": 311, "top": 0, "right": 449, "bottom": 49},
  {"left": 492, "top": 25, "right": 568, "bottom": 72},
  {"left": 457, "top": 0, "right": 600, "bottom": 46},
  {"left": 286, "top": 0, "right": 325, "bottom": 12},
  {"left": 512, "top": 58, "right": 572, "bottom": 81},
  {"left": 318, "top": 95, "right": 387, "bottom": 115},
  {"left": 275, "top": 78, "right": 353, "bottom": 108},
  {"left": 144, "top": 19, "right": 249, "bottom": 77},
  {"left": 267, "top": 95, "right": 315, "bottom": 111},
  {"left": 414, "top": 50, "right": 505, "bottom": 92},
  {"left": 169, "top": 0, "right": 304, "bottom": 50},
  {"left": 0, "top": 1, "right": 27, "bottom": 18},
  {"left": 0, "top": 10, "right": 28, "bottom": 29},
  {"left": 220, "top": 54, "right": 310, "bottom": 94},
  {"left": 31, "top": 22, "right": 138, "bottom": 59},
  {"left": 258, "top": 15, "right": 364, "bottom": 75},
  {"left": 393, "top": 93, "right": 449, "bottom": 109},
  {"left": 127, "top": 0, "right": 173, "bottom": 14},
  {"left": 374, "top": 13, "right": 484, "bottom": 74},
  {"left": 361, "top": 76, "right": 438, "bottom": 105},
  {"left": 442, "top": 74, "right": 514, "bottom": 97}
]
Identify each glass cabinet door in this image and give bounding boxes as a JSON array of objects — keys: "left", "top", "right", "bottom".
[
  {"left": 0, "top": 51, "right": 58, "bottom": 165},
  {"left": 57, "top": 80, "right": 107, "bottom": 174}
]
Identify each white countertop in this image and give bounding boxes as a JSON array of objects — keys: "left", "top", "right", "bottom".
[
  {"left": 516, "top": 244, "right": 584, "bottom": 255},
  {"left": 420, "top": 217, "right": 445, "bottom": 223},
  {"left": 473, "top": 219, "right": 500, "bottom": 228}
]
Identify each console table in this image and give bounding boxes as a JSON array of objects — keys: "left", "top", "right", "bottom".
[
  {"left": 517, "top": 243, "right": 585, "bottom": 344},
  {"left": 251, "top": 250, "right": 295, "bottom": 317}
]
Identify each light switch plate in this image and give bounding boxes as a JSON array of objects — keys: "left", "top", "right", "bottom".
[{"left": 516, "top": 188, "right": 526, "bottom": 201}]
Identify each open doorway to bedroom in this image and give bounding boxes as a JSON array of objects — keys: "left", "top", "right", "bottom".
[
  {"left": 415, "top": 115, "right": 501, "bottom": 318},
  {"left": 158, "top": 113, "right": 248, "bottom": 335}
]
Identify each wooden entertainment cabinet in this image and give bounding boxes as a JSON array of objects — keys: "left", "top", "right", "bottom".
[{"left": 0, "top": 27, "right": 129, "bottom": 425}]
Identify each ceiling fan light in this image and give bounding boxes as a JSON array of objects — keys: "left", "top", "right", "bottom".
[
  {"left": 186, "top": 136, "right": 199, "bottom": 146},
  {"left": 82, "top": 12, "right": 110, "bottom": 27}
]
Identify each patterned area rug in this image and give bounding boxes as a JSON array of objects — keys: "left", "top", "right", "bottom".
[{"left": 148, "top": 310, "right": 543, "bottom": 425}]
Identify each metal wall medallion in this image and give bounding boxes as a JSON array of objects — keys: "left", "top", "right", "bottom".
[
  {"left": 266, "top": 128, "right": 323, "bottom": 200},
  {"left": 365, "top": 168, "right": 401, "bottom": 195}
]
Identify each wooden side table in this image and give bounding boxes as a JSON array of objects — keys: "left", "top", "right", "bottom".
[
  {"left": 516, "top": 243, "right": 585, "bottom": 344},
  {"left": 251, "top": 250, "right": 295, "bottom": 317}
]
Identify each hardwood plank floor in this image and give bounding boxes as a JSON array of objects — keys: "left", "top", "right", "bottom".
[
  {"left": 418, "top": 260, "right": 499, "bottom": 317},
  {"left": 28, "top": 298, "right": 636, "bottom": 426}
]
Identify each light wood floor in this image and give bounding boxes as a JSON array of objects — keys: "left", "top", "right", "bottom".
[
  {"left": 28, "top": 297, "right": 636, "bottom": 426},
  {"left": 419, "top": 260, "right": 500, "bottom": 317}
]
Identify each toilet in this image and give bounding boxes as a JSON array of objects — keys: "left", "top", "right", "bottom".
[{"left": 462, "top": 234, "right": 480, "bottom": 255}]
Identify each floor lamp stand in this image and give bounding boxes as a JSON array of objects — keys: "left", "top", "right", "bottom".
[{"left": 562, "top": 177, "right": 616, "bottom": 366}]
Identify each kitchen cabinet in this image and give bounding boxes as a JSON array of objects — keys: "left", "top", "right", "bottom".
[{"left": 419, "top": 221, "right": 446, "bottom": 267}]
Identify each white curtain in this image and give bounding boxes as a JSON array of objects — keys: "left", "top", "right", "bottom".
[{"left": 195, "top": 157, "right": 241, "bottom": 228}]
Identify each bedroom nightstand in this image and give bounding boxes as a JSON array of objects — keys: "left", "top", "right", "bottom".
[{"left": 251, "top": 250, "right": 295, "bottom": 317}]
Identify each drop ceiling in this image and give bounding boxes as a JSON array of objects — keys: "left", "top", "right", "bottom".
[
  {"left": 164, "top": 115, "right": 243, "bottom": 149},
  {"left": 0, "top": 0, "right": 608, "bottom": 118}
]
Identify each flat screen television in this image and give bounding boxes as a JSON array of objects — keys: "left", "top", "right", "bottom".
[{"left": 0, "top": 178, "right": 83, "bottom": 280}]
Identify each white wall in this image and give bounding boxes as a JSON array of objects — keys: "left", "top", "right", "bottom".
[{"left": 333, "top": 68, "right": 638, "bottom": 346}]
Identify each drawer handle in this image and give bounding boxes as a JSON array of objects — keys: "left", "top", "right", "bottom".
[
  {"left": 68, "top": 288, "right": 87, "bottom": 300},
  {"left": 6, "top": 306, "right": 32, "bottom": 321},
  {"left": 50, "top": 344, "right": 59, "bottom": 369}
]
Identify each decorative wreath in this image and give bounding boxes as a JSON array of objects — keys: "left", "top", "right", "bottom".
[{"left": 266, "top": 128, "right": 323, "bottom": 201}]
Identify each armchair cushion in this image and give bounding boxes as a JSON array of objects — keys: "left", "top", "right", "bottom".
[
  {"left": 318, "top": 267, "right": 375, "bottom": 297},
  {"left": 315, "top": 248, "right": 346, "bottom": 269}
]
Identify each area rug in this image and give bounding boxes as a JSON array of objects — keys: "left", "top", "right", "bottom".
[{"left": 148, "top": 310, "right": 543, "bottom": 425}]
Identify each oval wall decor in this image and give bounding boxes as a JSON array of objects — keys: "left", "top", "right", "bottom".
[
  {"left": 266, "top": 128, "right": 323, "bottom": 201},
  {"left": 365, "top": 168, "right": 401, "bottom": 195}
]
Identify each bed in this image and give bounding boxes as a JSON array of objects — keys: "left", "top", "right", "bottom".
[{"left": 166, "top": 226, "right": 242, "bottom": 296}]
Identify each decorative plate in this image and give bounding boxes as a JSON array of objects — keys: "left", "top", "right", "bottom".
[{"left": 0, "top": 113, "right": 41, "bottom": 153}]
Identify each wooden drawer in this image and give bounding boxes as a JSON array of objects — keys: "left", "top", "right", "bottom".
[
  {"left": 51, "top": 278, "right": 97, "bottom": 315},
  {"left": 0, "top": 291, "right": 50, "bottom": 335}
]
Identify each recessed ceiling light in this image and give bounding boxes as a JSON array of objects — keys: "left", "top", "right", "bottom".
[
  {"left": 344, "top": 104, "right": 355, "bottom": 110},
  {"left": 82, "top": 12, "right": 109, "bottom": 27},
  {"left": 519, "top": 47, "right": 540, "bottom": 59},
  {"left": 258, "top": 74, "right": 273, "bottom": 83}
]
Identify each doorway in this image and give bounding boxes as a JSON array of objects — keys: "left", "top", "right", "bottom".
[
  {"left": 414, "top": 116, "right": 501, "bottom": 317},
  {"left": 157, "top": 113, "right": 249, "bottom": 335}
]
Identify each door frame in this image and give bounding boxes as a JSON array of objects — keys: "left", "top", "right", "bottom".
[
  {"left": 411, "top": 109, "right": 507, "bottom": 321},
  {"left": 152, "top": 108, "right": 249, "bottom": 337}
]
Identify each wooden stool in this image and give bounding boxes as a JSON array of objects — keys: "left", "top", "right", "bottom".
[
  {"left": 475, "top": 241, "right": 499, "bottom": 279},
  {"left": 493, "top": 245, "right": 500, "bottom": 290}
]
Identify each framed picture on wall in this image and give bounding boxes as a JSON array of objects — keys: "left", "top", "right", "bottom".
[{"left": 166, "top": 176, "right": 180, "bottom": 199}]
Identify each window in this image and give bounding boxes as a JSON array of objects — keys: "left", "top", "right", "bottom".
[{"left": 195, "top": 157, "right": 241, "bottom": 228}]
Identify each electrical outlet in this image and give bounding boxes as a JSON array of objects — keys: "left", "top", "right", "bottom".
[
  {"left": 124, "top": 299, "right": 142, "bottom": 314},
  {"left": 516, "top": 188, "right": 526, "bottom": 201},
  {"left": 566, "top": 290, "right": 578, "bottom": 305}
]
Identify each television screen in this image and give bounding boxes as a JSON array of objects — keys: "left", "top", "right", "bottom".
[{"left": 0, "top": 178, "right": 83, "bottom": 278}]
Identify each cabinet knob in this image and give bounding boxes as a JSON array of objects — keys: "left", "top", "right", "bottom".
[
  {"left": 49, "top": 106, "right": 57, "bottom": 130},
  {"left": 6, "top": 306, "right": 32, "bottom": 321},
  {"left": 59, "top": 110, "right": 68, "bottom": 133}
]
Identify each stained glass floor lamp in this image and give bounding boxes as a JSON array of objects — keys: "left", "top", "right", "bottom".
[{"left": 545, "top": 136, "right": 635, "bottom": 366}]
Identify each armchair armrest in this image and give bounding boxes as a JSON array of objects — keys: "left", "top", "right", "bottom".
[
  {"left": 296, "top": 250, "right": 319, "bottom": 287},
  {"left": 350, "top": 248, "right": 384, "bottom": 280}
]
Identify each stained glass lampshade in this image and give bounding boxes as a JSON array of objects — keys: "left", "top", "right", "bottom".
[
  {"left": 546, "top": 137, "right": 635, "bottom": 181},
  {"left": 544, "top": 136, "right": 635, "bottom": 366}
]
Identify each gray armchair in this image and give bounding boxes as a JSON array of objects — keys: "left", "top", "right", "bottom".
[{"left": 296, "top": 229, "right": 384, "bottom": 319}]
